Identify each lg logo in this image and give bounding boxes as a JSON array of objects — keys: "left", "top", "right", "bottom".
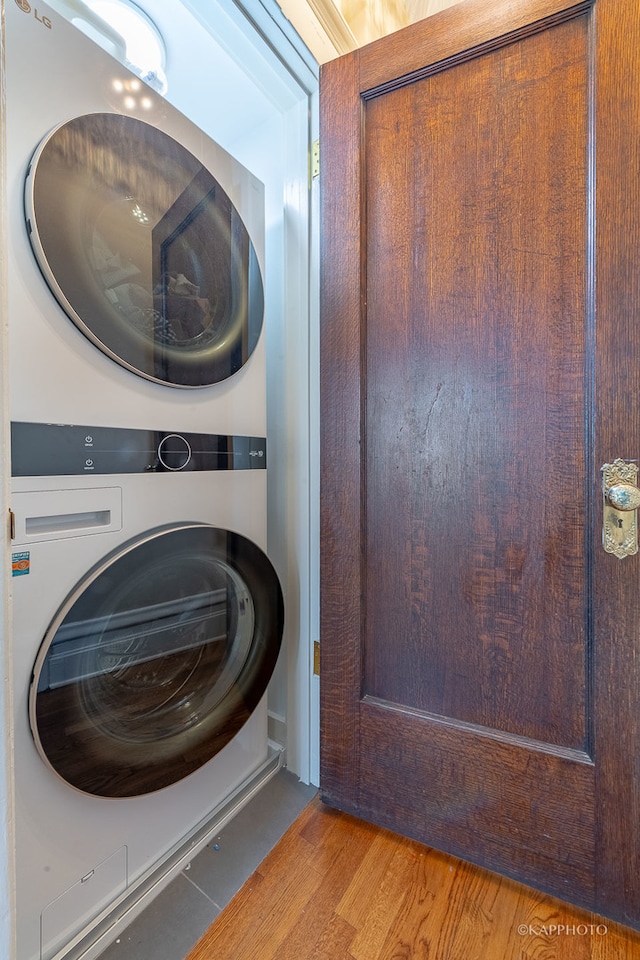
[{"left": 14, "top": 0, "right": 52, "bottom": 28}]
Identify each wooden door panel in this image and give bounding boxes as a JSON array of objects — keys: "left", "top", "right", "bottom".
[
  {"left": 357, "top": 703, "right": 595, "bottom": 895},
  {"left": 363, "top": 17, "right": 588, "bottom": 747},
  {"left": 320, "top": 0, "right": 640, "bottom": 928},
  {"left": 357, "top": 0, "right": 592, "bottom": 92}
]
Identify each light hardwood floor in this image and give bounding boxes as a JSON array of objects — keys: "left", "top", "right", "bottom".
[{"left": 184, "top": 797, "right": 640, "bottom": 959}]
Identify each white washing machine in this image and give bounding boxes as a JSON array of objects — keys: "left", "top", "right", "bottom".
[
  {"left": 11, "top": 442, "right": 283, "bottom": 960},
  {"left": 5, "top": 4, "right": 283, "bottom": 960}
]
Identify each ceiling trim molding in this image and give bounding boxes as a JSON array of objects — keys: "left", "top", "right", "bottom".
[{"left": 305, "top": 0, "right": 358, "bottom": 55}]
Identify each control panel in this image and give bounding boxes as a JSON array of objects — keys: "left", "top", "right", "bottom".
[{"left": 11, "top": 422, "right": 267, "bottom": 477}]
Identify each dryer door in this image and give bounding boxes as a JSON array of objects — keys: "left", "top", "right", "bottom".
[
  {"left": 29, "top": 524, "right": 283, "bottom": 798},
  {"left": 25, "top": 114, "right": 264, "bottom": 387}
]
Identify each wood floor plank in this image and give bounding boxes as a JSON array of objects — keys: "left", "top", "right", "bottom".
[
  {"left": 306, "top": 915, "right": 358, "bottom": 960},
  {"left": 591, "top": 922, "right": 640, "bottom": 960},
  {"left": 273, "top": 911, "right": 357, "bottom": 960},
  {"left": 348, "top": 840, "right": 447, "bottom": 960},
  {"left": 183, "top": 798, "right": 640, "bottom": 960},
  {"left": 271, "top": 804, "right": 378, "bottom": 960},
  {"left": 231, "top": 864, "right": 324, "bottom": 960},
  {"left": 187, "top": 834, "right": 323, "bottom": 960},
  {"left": 336, "top": 831, "right": 412, "bottom": 930},
  {"left": 420, "top": 860, "right": 517, "bottom": 960},
  {"left": 375, "top": 849, "right": 467, "bottom": 960},
  {"left": 512, "top": 890, "right": 594, "bottom": 960},
  {"left": 184, "top": 874, "right": 265, "bottom": 960}
]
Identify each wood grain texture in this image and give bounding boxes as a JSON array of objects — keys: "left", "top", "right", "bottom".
[
  {"left": 362, "top": 16, "right": 589, "bottom": 747},
  {"left": 592, "top": 0, "right": 640, "bottom": 928},
  {"left": 319, "top": 47, "right": 364, "bottom": 810},
  {"left": 355, "top": 700, "right": 595, "bottom": 904},
  {"left": 184, "top": 798, "right": 640, "bottom": 960},
  {"left": 321, "top": 0, "right": 597, "bottom": 915},
  {"left": 358, "top": 0, "right": 592, "bottom": 92},
  {"left": 320, "top": 0, "right": 640, "bottom": 931}
]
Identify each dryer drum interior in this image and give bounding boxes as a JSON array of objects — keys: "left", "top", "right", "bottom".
[
  {"left": 29, "top": 524, "right": 283, "bottom": 798},
  {"left": 25, "top": 113, "right": 264, "bottom": 387}
]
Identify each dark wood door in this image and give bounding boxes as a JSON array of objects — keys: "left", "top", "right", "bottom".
[{"left": 320, "top": 0, "right": 640, "bottom": 928}]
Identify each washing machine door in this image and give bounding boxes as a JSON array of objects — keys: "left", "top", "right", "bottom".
[
  {"left": 25, "top": 113, "right": 264, "bottom": 387},
  {"left": 29, "top": 524, "right": 283, "bottom": 798}
]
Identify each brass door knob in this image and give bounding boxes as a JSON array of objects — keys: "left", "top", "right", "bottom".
[
  {"left": 607, "top": 483, "right": 640, "bottom": 511},
  {"left": 602, "top": 460, "right": 640, "bottom": 557}
]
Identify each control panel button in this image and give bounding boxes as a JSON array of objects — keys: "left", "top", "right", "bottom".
[{"left": 157, "top": 434, "right": 192, "bottom": 471}]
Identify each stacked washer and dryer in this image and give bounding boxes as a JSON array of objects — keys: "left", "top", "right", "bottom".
[{"left": 5, "top": 4, "right": 284, "bottom": 959}]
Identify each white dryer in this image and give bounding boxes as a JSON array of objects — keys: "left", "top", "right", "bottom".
[
  {"left": 5, "top": 4, "right": 283, "bottom": 960},
  {"left": 6, "top": 0, "right": 266, "bottom": 436}
]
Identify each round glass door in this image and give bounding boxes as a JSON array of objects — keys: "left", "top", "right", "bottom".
[
  {"left": 25, "top": 114, "right": 264, "bottom": 387},
  {"left": 29, "top": 524, "right": 283, "bottom": 797}
]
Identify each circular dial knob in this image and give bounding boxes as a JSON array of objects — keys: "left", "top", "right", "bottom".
[{"left": 157, "top": 434, "right": 192, "bottom": 471}]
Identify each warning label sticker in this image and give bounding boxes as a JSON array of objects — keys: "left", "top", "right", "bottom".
[{"left": 12, "top": 552, "right": 30, "bottom": 577}]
